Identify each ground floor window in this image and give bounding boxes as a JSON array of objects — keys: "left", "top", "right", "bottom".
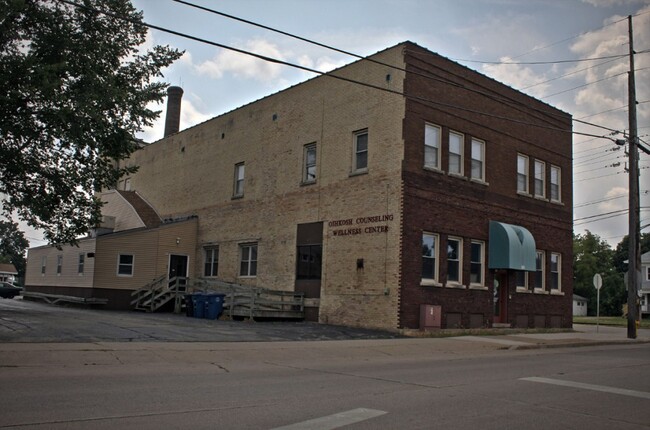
[
  {"left": 204, "top": 247, "right": 219, "bottom": 277},
  {"left": 422, "top": 233, "right": 439, "bottom": 282},
  {"left": 447, "top": 237, "right": 462, "bottom": 284},
  {"left": 78, "top": 253, "right": 85, "bottom": 275},
  {"left": 535, "top": 250, "right": 545, "bottom": 290},
  {"left": 239, "top": 243, "right": 258, "bottom": 277},
  {"left": 118, "top": 254, "right": 134, "bottom": 276},
  {"left": 550, "top": 252, "right": 561, "bottom": 291},
  {"left": 516, "top": 271, "right": 529, "bottom": 291},
  {"left": 470, "top": 241, "right": 484, "bottom": 285}
]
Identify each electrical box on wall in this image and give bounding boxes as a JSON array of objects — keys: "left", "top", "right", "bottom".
[{"left": 420, "top": 304, "right": 442, "bottom": 330}]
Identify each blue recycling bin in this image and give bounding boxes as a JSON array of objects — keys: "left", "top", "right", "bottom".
[
  {"left": 205, "top": 294, "right": 225, "bottom": 320},
  {"left": 192, "top": 293, "right": 207, "bottom": 319}
]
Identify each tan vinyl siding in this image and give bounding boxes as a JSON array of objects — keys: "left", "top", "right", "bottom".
[
  {"left": 24, "top": 239, "right": 96, "bottom": 288},
  {"left": 93, "top": 218, "right": 198, "bottom": 290}
]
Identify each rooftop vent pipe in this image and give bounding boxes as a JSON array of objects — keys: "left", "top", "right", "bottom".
[{"left": 163, "top": 86, "right": 183, "bottom": 138}]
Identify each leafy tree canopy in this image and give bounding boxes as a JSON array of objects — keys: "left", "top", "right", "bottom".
[
  {"left": 0, "top": 0, "right": 182, "bottom": 245},
  {"left": 612, "top": 233, "right": 650, "bottom": 273},
  {"left": 573, "top": 231, "right": 625, "bottom": 316},
  {"left": 0, "top": 219, "right": 28, "bottom": 279}
]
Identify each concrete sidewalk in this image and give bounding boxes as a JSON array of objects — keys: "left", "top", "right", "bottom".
[{"left": 453, "top": 323, "right": 650, "bottom": 350}]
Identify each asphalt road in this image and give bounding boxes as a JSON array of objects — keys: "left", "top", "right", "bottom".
[
  {"left": 0, "top": 298, "right": 402, "bottom": 342},
  {"left": 1, "top": 298, "right": 649, "bottom": 429}
]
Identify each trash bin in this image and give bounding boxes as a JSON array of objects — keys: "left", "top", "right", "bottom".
[
  {"left": 205, "top": 294, "right": 225, "bottom": 320},
  {"left": 192, "top": 294, "right": 206, "bottom": 319},
  {"left": 184, "top": 294, "right": 194, "bottom": 317}
]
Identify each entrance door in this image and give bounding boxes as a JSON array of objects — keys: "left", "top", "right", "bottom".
[
  {"left": 295, "top": 222, "right": 323, "bottom": 322},
  {"left": 169, "top": 255, "right": 188, "bottom": 289},
  {"left": 493, "top": 272, "right": 508, "bottom": 324}
]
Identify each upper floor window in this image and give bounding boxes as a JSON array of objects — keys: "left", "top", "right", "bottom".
[
  {"left": 117, "top": 254, "right": 134, "bottom": 277},
  {"left": 447, "top": 237, "right": 462, "bottom": 284},
  {"left": 422, "top": 233, "right": 439, "bottom": 282},
  {"left": 448, "top": 131, "right": 464, "bottom": 175},
  {"left": 534, "top": 160, "right": 545, "bottom": 198},
  {"left": 124, "top": 178, "right": 131, "bottom": 191},
  {"left": 303, "top": 143, "right": 317, "bottom": 183},
  {"left": 550, "top": 165, "right": 561, "bottom": 202},
  {"left": 234, "top": 162, "right": 245, "bottom": 197},
  {"left": 204, "top": 247, "right": 219, "bottom": 277},
  {"left": 424, "top": 123, "right": 441, "bottom": 170},
  {"left": 239, "top": 243, "right": 258, "bottom": 277},
  {"left": 470, "top": 139, "right": 485, "bottom": 181},
  {"left": 517, "top": 154, "right": 529, "bottom": 194},
  {"left": 56, "top": 255, "right": 63, "bottom": 275},
  {"left": 78, "top": 253, "right": 85, "bottom": 275},
  {"left": 41, "top": 256, "right": 46, "bottom": 275},
  {"left": 535, "top": 250, "right": 545, "bottom": 290},
  {"left": 470, "top": 240, "right": 484, "bottom": 286},
  {"left": 550, "top": 253, "right": 561, "bottom": 291},
  {"left": 353, "top": 130, "right": 368, "bottom": 173}
]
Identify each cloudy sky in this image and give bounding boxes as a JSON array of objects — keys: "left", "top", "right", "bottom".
[{"left": 22, "top": 0, "right": 650, "bottom": 247}]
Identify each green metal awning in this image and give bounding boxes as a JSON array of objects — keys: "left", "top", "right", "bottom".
[{"left": 488, "top": 221, "right": 536, "bottom": 271}]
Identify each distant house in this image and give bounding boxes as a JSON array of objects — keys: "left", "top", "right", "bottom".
[
  {"left": 0, "top": 263, "right": 18, "bottom": 284},
  {"left": 573, "top": 294, "right": 588, "bottom": 317},
  {"left": 641, "top": 251, "right": 650, "bottom": 316}
]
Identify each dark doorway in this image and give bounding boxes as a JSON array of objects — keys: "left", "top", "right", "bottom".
[
  {"left": 493, "top": 271, "right": 508, "bottom": 324},
  {"left": 295, "top": 222, "right": 323, "bottom": 321},
  {"left": 169, "top": 255, "right": 188, "bottom": 289}
]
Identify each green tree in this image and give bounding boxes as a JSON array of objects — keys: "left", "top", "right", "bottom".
[
  {"left": 612, "top": 233, "right": 650, "bottom": 274},
  {"left": 573, "top": 231, "right": 625, "bottom": 316},
  {"left": 0, "top": 220, "right": 29, "bottom": 280},
  {"left": 0, "top": 0, "right": 182, "bottom": 245}
]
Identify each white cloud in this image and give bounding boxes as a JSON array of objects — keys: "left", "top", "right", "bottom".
[
  {"left": 481, "top": 57, "right": 551, "bottom": 98},
  {"left": 196, "top": 39, "right": 285, "bottom": 82},
  {"left": 581, "top": 0, "right": 650, "bottom": 7}
]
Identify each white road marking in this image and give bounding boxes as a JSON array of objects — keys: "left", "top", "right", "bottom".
[
  {"left": 521, "top": 377, "right": 650, "bottom": 400},
  {"left": 271, "top": 408, "right": 387, "bottom": 430}
]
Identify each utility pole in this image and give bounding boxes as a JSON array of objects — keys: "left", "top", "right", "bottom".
[{"left": 626, "top": 15, "right": 639, "bottom": 339}]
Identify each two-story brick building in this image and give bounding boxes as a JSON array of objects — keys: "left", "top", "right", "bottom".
[{"left": 25, "top": 41, "right": 573, "bottom": 330}]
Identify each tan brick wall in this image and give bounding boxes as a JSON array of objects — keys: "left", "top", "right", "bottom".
[{"left": 120, "top": 46, "right": 407, "bottom": 330}]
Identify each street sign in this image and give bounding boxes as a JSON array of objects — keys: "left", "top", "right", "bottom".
[{"left": 593, "top": 273, "right": 603, "bottom": 290}]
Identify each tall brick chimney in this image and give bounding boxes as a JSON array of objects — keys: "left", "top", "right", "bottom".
[{"left": 163, "top": 86, "right": 183, "bottom": 138}]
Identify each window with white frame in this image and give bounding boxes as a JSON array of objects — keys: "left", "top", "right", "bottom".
[
  {"left": 303, "top": 143, "right": 317, "bottom": 183},
  {"left": 56, "top": 255, "right": 63, "bottom": 275},
  {"left": 647, "top": 266, "right": 650, "bottom": 281},
  {"left": 422, "top": 233, "right": 438, "bottom": 282},
  {"left": 449, "top": 131, "right": 464, "bottom": 175},
  {"left": 353, "top": 129, "right": 368, "bottom": 173},
  {"left": 471, "top": 138, "right": 485, "bottom": 181},
  {"left": 470, "top": 240, "right": 484, "bottom": 285},
  {"left": 550, "top": 165, "right": 561, "bottom": 202},
  {"left": 534, "top": 160, "right": 545, "bottom": 198},
  {"left": 239, "top": 243, "right": 258, "bottom": 277},
  {"left": 516, "top": 271, "right": 529, "bottom": 291},
  {"left": 204, "top": 247, "right": 219, "bottom": 277},
  {"left": 447, "top": 237, "right": 462, "bottom": 284},
  {"left": 78, "top": 253, "right": 85, "bottom": 275},
  {"left": 535, "top": 250, "right": 545, "bottom": 290},
  {"left": 41, "top": 256, "right": 46, "bottom": 275},
  {"left": 117, "top": 254, "right": 134, "bottom": 276},
  {"left": 517, "top": 154, "right": 529, "bottom": 193},
  {"left": 550, "top": 253, "right": 561, "bottom": 290},
  {"left": 233, "top": 162, "right": 245, "bottom": 197},
  {"left": 424, "top": 123, "right": 441, "bottom": 170}
]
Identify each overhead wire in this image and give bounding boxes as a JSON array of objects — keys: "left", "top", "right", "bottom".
[{"left": 56, "top": 0, "right": 620, "bottom": 145}]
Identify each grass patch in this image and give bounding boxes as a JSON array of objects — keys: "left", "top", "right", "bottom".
[{"left": 573, "top": 316, "right": 650, "bottom": 329}]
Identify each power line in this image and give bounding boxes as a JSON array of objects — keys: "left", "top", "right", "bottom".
[
  {"left": 574, "top": 194, "right": 628, "bottom": 208},
  {"left": 170, "top": 0, "right": 623, "bottom": 137},
  {"left": 57, "top": 0, "right": 620, "bottom": 144}
]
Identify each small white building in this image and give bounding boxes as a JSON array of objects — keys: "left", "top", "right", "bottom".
[
  {"left": 0, "top": 263, "right": 18, "bottom": 284},
  {"left": 573, "top": 294, "right": 588, "bottom": 317}
]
